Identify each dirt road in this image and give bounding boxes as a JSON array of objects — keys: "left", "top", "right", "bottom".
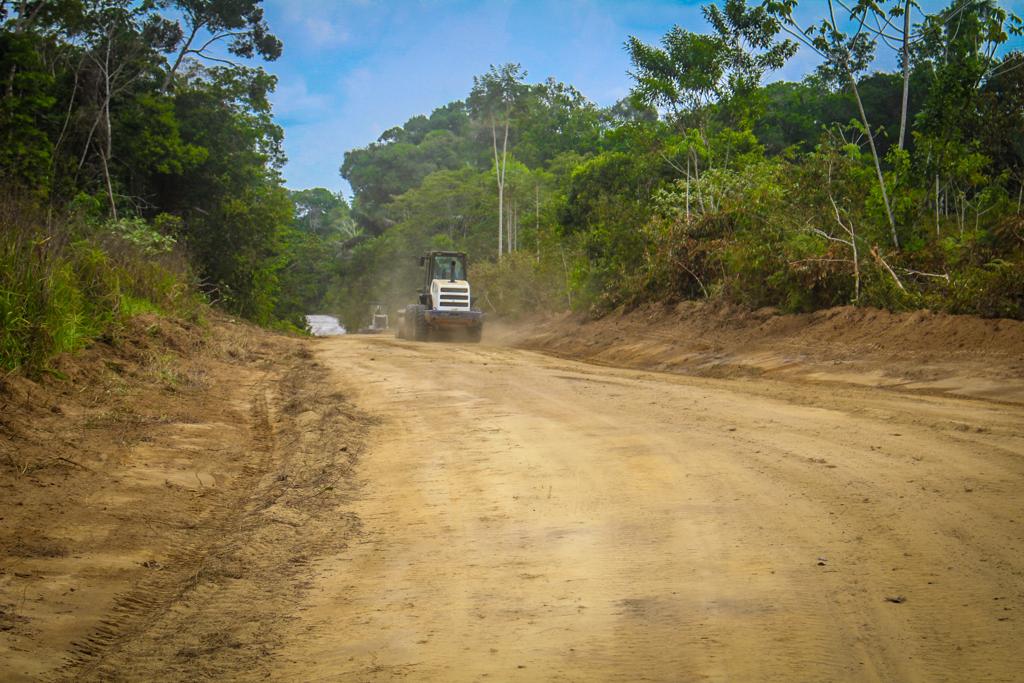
[
  {"left": 3, "top": 326, "right": 1023, "bottom": 681},
  {"left": 270, "top": 335, "right": 1023, "bottom": 681}
]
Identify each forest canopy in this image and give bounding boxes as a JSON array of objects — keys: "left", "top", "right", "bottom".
[
  {"left": 0, "top": 0, "right": 318, "bottom": 372},
  {"left": 322, "top": 0, "right": 1024, "bottom": 328},
  {"left": 1, "top": 0, "right": 1022, "bottom": 370}
]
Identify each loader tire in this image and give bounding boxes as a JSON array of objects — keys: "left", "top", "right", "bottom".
[
  {"left": 413, "top": 305, "right": 429, "bottom": 341},
  {"left": 466, "top": 326, "right": 482, "bottom": 343}
]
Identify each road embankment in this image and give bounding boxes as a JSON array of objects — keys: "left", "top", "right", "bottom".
[
  {"left": 0, "top": 315, "right": 369, "bottom": 681},
  {"left": 497, "top": 302, "right": 1024, "bottom": 404}
]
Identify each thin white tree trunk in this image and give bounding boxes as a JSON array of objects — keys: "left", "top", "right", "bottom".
[
  {"left": 828, "top": 195, "right": 859, "bottom": 301},
  {"left": 850, "top": 74, "right": 898, "bottom": 248},
  {"left": 827, "top": 0, "right": 898, "bottom": 248},
  {"left": 685, "top": 156, "right": 691, "bottom": 221},
  {"left": 101, "top": 27, "right": 117, "bottom": 219},
  {"left": 491, "top": 115, "right": 510, "bottom": 259},
  {"left": 491, "top": 121, "right": 502, "bottom": 258},
  {"left": 897, "top": 0, "right": 911, "bottom": 151},
  {"left": 871, "top": 246, "right": 906, "bottom": 291}
]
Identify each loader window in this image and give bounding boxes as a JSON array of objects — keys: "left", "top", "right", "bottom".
[{"left": 433, "top": 255, "right": 465, "bottom": 281}]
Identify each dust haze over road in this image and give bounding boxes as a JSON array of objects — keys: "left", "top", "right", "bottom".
[{"left": 273, "top": 334, "right": 1023, "bottom": 681}]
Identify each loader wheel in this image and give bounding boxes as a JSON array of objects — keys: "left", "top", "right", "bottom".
[
  {"left": 413, "top": 305, "right": 429, "bottom": 341},
  {"left": 466, "top": 326, "right": 482, "bottom": 343}
]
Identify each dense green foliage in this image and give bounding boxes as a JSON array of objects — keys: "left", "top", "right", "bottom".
[
  {"left": 0, "top": 0, "right": 314, "bottom": 371},
  {"left": 323, "top": 0, "right": 1023, "bottom": 329},
  {"left": 4, "top": 0, "right": 1023, "bottom": 366},
  {"left": 0, "top": 203, "right": 202, "bottom": 372}
]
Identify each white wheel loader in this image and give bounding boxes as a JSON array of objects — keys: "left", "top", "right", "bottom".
[{"left": 395, "top": 251, "right": 484, "bottom": 342}]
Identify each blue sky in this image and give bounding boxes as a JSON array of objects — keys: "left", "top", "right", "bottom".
[{"left": 256, "top": 0, "right": 1024, "bottom": 195}]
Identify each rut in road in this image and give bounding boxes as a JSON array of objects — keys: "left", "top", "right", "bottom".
[
  {"left": 33, "top": 347, "right": 372, "bottom": 682},
  {"left": 260, "top": 336, "right": 1024, "bottom": 682}
]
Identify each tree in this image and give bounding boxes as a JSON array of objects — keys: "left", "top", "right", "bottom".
[
  {"left": 468, "top": 63, "right": 527, "bottom": 259},
  {"left": 0, "top": 28, "right": 56, "bottom": 192},
  {"left": 155, "top": 0, "right": 282, "bottom": 91},
  {"left": 291, "top": 187, "right": 357, "bottom": 238},
  {"left": 77, "top": 3, "right": 158, "bottom": 218},
  {"left": 627, "top": 0, "right": 796, "bottom": 126},
  {"left": 626, "top": 1, "right": 795, "bottom": 231},
  {"left": 508, "top": 78, "right": 600, "bottom": 167},
  {"left": 977, "top": 52, "right": 1024, "bottom": 203},
  {"left": 341, "top": 103, "right": 471, "bottom": 234},
  {"left": 820, "top": 1, "right": 920, "bottom": 152},
  {"left": 767, "top": 0, "right": 902, "bottom": 249}
]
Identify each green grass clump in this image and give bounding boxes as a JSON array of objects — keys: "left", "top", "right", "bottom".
[{"left": 0, "top": 206, "right": 203, "bottom": 375}]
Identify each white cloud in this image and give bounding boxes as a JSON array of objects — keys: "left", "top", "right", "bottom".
[
  {"left": 303, "top": 16, "right": 350, "bottom": 48},
  {"left": 271, "top": 76, "right": 331, "bottom": 122},
  {"left": 273, "top": 1, "right": 351, "bottom": 49}
]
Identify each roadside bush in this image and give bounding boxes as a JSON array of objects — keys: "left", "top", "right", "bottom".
[
  {"left": 0, "top": 203, "right": 202, "bottom": 374},
  {"left": 947, "top": 259, "right": 1024, "bottom": 318},
  {"left": 471, "top": 250, "right": 574, "bottom": 317}
]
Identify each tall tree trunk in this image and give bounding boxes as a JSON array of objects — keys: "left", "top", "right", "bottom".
[
  {"left": 850, "top": 73, "right": 899, "bottom": 249},
  {"left": 897, "top": 0, "right": 911, "bottom": 151},
  {"left": 827, "top": 0, "right": 898, "bottom": 248},
  {"left": 491, "top": 114, "right": 510, "bottom": 260},
  {"left": 99, "top": 143, "right": 117, "bottom": 221},
  {"left": 101, "top": 27, "right": 117, "bottom": 219},
  {"left": 503, "top": 196, "right": 509, "bottom": 255}
]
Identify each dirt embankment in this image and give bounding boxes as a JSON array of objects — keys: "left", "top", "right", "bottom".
[
  {"left": 500, "top": 302, "right": 1024, "bottom": 404},
  {"left": 0, "top": 315, "right": 369, "bottom": 681}
]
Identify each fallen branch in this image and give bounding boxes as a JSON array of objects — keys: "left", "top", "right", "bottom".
[
  {"left": 789, "top": 258, "right": 854, "bottom": 265},
  {"left": 870, "top": 246, "right": 906, "bottom": 291},
  {"left": 674, "top": 259, "right": 709, "bottom": 298},
  {"left": 898, "top": 267, "right": 950, "bottom": 282}
]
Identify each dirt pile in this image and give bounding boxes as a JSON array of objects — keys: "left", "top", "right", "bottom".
[
  {"left": 0, "top": 314, "right": 369, "bottom": 680},
  {"left": 501, "top": 302, "right": 1024, "bottom": 404}
]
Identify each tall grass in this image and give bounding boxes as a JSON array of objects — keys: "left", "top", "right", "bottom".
[{"left": 0, "top": 203, "right": 202, "bottom": 374}]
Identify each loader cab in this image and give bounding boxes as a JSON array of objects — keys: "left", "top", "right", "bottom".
[
  {"left": 420, "top": 251, "right": 467, "bottom": 288},
  {"left": 418, "top": 251, "right": 468, "bottom": 306}
]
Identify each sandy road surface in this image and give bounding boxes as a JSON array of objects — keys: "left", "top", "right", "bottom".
[{"left": 270, "top": 335, "right": 1024, "bottom": 682}]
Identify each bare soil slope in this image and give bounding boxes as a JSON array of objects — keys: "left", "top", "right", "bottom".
[
  {"left": 501, "top": 302, "right": 1024, "bottom": 404},
  {"left": 0, "top": 316, "right": 369, "bottom": 681}
]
